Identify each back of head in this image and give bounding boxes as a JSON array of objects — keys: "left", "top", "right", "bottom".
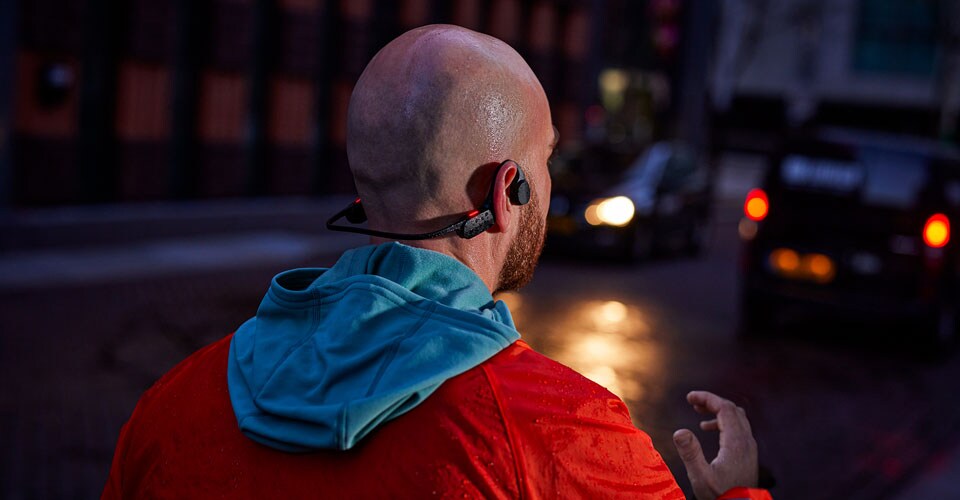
[{"left": 346, "top": 25, "right": 546, "bottom": 230}]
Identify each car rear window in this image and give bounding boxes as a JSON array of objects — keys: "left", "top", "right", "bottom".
[
  {"left": 858, "top": 148, "right": 928, "bottom": 208},
  {"left": 780, "top": 147, "right": 929, "bottom": 209}
]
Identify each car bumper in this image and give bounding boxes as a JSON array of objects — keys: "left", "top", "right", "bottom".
[{"left": 742, "top": 275, "right": 938, "bottom": 319}]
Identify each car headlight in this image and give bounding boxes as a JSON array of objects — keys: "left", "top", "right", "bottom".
[{"left": 584, "top": 196, "right": 635, "bottom": 227}]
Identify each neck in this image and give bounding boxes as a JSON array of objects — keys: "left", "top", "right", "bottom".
[{"left": 369, "top": 236, "right": 501, "bottom": 294}]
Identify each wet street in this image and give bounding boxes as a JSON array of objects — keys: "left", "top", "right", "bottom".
[
  {"left": 3, "top": 203, "right": 960, "bottom": 499},
  {"left": 518, "top": 205, "right": 960, "bottom": 499}
]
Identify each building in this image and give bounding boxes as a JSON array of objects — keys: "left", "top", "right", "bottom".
[
  {"left": 0, "top": 0, "right": 608, "bottom": 208},
  {"left": 710, "top": 0, "right": 960, "bottom": 155}
]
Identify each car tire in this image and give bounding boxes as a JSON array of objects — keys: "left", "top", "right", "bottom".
[{"left": 739, "top": 289, "right": 775, "bottom": 338}]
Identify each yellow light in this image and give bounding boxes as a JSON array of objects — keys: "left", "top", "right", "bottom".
[
  {"left": 769, "top": 248, "right": 800, "bottom": 275},
  {"left": 598, "top": 301, "right": 628, "bottom": 324},
  {"left": 746, "top": 197, "right": 768, "bottom": 220},
  {"left": 924, "top": 214, "right": 950, "bottom": 248},
  {"left": 579, "top": 336, "right": 618, "bottom": 360},
  {"left": 744, "top": 189, "right": 769, "bottom": 221},
  {"left": 927, "top": 223, "right": 948, "bottom": 245},
  {"left": 804, "top": 254, "right": 835, "bottom": 283},
  {"left": 582, "top": 365, "right": 618, "bottom": 390},
  {"left": 584, "top": 204, "right": 601, "bottom": 226},
  {"left": 586, "top": 196, "right": 635, "bottom": 227},
  {"left": 599, "top": 69, "right": 629, "bottom": 94}
]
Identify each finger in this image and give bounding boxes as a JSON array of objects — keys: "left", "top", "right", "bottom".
[
  {"left": 687, "top": 391, "right": 733, "bottom": 414},
  {"left": 688, "top": 392, "right": 744, "bottom": 430},
  {"left": 687, "top": 392, "right": 751, "bottom": 449},
  {"left": 718, "top": 408, "right": 756, "bottom": 454},
  {"left": 673, "top": 429, "right": 713, "bottom": 491},
  {"left": 699, "top": 419, "right": 718, "bottom": 431}
]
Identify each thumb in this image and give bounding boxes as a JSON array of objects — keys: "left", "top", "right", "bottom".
[{"left": 673, "top": 429, "right": 713, "bottom": 495}]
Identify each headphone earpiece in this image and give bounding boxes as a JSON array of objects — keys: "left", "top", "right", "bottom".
[{"left": 506, "top": 161, "right": 530, "bottom": 206}]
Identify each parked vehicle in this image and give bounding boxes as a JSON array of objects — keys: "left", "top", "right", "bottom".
[
  {"left": 738, "top": 128, "right": 960, "bottom": 347},
  {"left": 547, "top": 142, "right": 712, "bottom": 261}
]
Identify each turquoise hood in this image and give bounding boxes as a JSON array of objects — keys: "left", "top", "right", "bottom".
[{"left": 227, "top": 242, "right": 520, "bottom": 452}]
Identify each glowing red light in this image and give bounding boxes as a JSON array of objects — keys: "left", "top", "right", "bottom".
[
  {"left": 744, "top": 189, "right": 769, "bottom": 222},
  {"left": 923, "top": 213, "right": 950, "bottom": 248}
]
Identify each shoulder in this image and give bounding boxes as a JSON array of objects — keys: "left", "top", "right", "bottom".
[
  {"left": 106, "top": 334, "right": 238, "bottom": 496},
  {"left": 480, "top": 340, "right": 683, "bottom": 499},
  {"left": 120, "top": 334, "right": 235, "bottom": 445},
  {"left": 482, "top": 340, "right": 633, "bottom": 422},
  {"left": 138, "top": 334, "right": 233, "bottom": 406}
]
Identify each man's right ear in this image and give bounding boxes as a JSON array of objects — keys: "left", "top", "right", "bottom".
[
  {"left": 490, "top": 160, "right": 521, "bottom": 234},
  {"left": 507, "top": 161, "right": 530, "bottom": 206}
]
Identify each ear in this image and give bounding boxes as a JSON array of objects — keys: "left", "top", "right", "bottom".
[{"left": 491, "top": 160, "right": 520, "bottom": 233}]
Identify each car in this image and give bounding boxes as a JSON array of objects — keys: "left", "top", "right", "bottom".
[
  {"left": 547, "top": 141, "right": 712, "bottom": 261},
  {"left": 738, "top": 127, "right": 960, "bottom": 346}
]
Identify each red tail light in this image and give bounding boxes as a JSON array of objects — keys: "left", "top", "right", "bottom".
[
  {"left": 923, "top": 213, "right": 950, "bottom": 248},
  {"left": 744, "top": 189, "right": 769, "bottom": 221}
]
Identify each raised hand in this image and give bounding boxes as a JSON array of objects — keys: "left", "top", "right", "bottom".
[{"left": 673, "top": 391, "right": 759, "bottom": 500}]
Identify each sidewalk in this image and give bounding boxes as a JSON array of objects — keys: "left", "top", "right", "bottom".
[
  {"left": 0, "top": 196, "right": 366, "bottom": 291},
  {"left": 0, "top": 195, "right": 360, "bottom": 252}
]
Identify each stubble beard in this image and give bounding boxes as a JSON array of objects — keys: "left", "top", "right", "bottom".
[{"left": 495, "top": 194, "right": 546, "bottom": 293}]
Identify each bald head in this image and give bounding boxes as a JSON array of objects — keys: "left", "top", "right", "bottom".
[{"left": 346, "top": 25, "right": 549, "bottom": 228}]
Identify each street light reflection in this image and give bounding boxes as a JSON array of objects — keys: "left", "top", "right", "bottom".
[
  {"left": 496, "top": 292, "right": 664, "bottom": 407},
  {"left": 593, "top": 300, "right": 628, "bottom": 327}
]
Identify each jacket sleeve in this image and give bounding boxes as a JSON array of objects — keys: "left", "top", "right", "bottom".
[{"left": 717, "top": 487, "right": 774, "bottom": 500}]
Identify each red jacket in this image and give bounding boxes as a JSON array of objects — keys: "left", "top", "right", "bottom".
[{"left": 104, "top": 335, "right": 769, "bottom": 499}]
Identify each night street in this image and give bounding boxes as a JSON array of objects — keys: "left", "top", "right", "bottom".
[
  {"left": 3, "top": 200, "right": 960, "bottom": 499},
  {"left": 3, "top": 1, "right": 959, "bottom": 498}
]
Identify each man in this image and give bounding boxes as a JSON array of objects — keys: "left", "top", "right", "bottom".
[{"left": 103, "top": 25, "right": 770, "bottom": 499}]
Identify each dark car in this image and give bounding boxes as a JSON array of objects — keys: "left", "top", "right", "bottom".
[
  {"left": 738, "top": 128, "right": 960, "bottom": 346},
  {"left": 547, "top": 142, "right": 712, "bottom": 261}
]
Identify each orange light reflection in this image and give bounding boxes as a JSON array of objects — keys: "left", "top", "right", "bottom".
[{"left": 494, "top": 293, "right": 664, "bottom": 411}]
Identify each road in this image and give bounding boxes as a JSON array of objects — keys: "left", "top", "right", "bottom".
[
  {"left": 2, "top": 203, "right": 959, "bottom": 499},
  {"left": 521, "top": 205, "right": 960, "bottom": 499}
]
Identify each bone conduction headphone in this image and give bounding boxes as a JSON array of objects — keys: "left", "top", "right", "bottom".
[{"left": 326, "top": 159, "right": 530, "bottom": 240}]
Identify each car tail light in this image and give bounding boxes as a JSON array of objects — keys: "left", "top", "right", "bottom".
[
  {"left": 744, "top": 189, "right": 768, "bottom": 221},
  {"left": 803, "top": 253, "right": 836, "bottom": 284},
  {"left": 923, "top": 213, "right": 950, "bottom": 248},
  {"left": 769, "top": 248, "right": 800, "bottom": 275}
]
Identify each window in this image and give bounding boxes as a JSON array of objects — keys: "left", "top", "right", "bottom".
[{"left": 852, "top": 0, "right": 939, "bottom": 77}]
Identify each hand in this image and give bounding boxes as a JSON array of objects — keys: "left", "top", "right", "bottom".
[{"left": 672, "top": 391, "right": 759, "bottom": 500}]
